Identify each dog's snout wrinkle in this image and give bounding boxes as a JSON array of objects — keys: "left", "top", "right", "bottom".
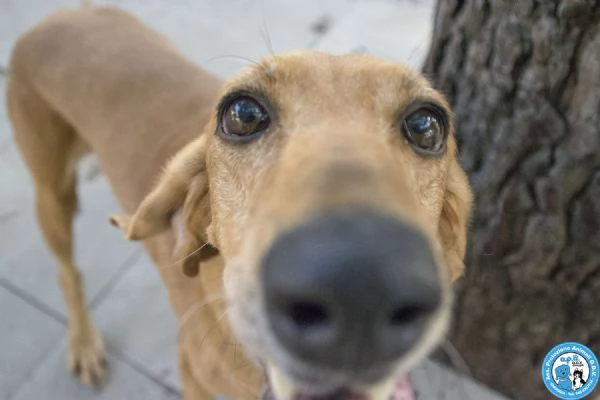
[
  {"left": 322, "top": 161, "right": 371, "bottom": 187},
  {"left": 262, "top": 210, "right": 441, "bottom": 374}
]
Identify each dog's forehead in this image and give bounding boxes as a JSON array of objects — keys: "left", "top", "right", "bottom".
[
  {"left": 264, "top": 51, "right": 425, "bottom": 87},
  {"left": 226, "top": 52, "right": 444, "bottom": 114}
]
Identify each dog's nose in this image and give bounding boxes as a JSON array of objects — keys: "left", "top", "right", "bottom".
[{"left": 262, "top": 211, "right": 441, "bottom": 371}]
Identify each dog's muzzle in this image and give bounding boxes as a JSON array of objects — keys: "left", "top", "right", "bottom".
[
  {"left": 261, "top": 210, "right": 441, "bottom": 381},
  {"left": 262, "top": 377, "right": 416, "bottom": 400}
]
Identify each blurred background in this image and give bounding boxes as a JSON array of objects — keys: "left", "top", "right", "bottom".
[{"left": 2, "top": 1, "right": 600, "bottom": 400}]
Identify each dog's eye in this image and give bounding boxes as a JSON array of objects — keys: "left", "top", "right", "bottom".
[
  {"left": 220, "top": 97, "right": 270, "bottom": 141},
  {"left": 401, "top": 107, "right": 447, "bottom": 154}
]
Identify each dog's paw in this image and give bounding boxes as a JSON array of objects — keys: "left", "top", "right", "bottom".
[{"left": 67, "top": 329, "right": 107, "bottom": 387}]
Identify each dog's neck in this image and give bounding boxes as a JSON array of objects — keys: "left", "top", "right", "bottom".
[
  {"left": 194, "top": 256, "right": 264, "bottom": 398},
  {"left": 150, "top": 233, "right": 263, "bottom": 399}
]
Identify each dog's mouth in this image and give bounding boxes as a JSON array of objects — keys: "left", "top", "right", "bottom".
[
  {"left": 262, "top": 375, "right": 415, "bottom": 400},
  {"left": 261, "top": 364, "right": 416, "bottom": 400}
]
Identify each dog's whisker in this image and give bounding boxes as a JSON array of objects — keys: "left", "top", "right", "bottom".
[
  {"left": 223, "top": 370, "right": 259, "bottom": 396},
  {"left": 440, "top": 339, "right": 473, "bottom": 378},
  {"left": 179, "top": 294, "right": 226, "bottom": 330},
  {"left": 190, "top": 313, "right": 255, "bottom": 395},
  {"left": 185, "top": 306, "right": 258, "bottom": 397},
  {"left": 202, "top": 54, "right": 261, "bottom": 68},
  {"left": 216, "top": 339, "right": 261, "bottom": 396},
  {"left": 223, "top": 354, "right": 261, "bottom": 391},
  {"left": 160, "top": 242, "right": 211, "bottom": 271},
  {"left": 259, "top": 0, "right": 275, "bottom": 55},
  {"left": 197, "top": 312, "right": 228, "bottom": 352},
  {"left": 202, "top": 54, "right": 275, "bottom": 81}
]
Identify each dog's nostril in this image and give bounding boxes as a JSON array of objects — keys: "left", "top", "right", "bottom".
[
  {"left": 389, "top": 304, "right": 429, "bottom": 326},
  {"left": 288, "top": 301, "right": 330, "bottom": 329}
]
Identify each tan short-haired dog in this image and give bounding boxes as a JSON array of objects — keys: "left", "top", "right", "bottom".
[{"left": 7, "top": 6, "right": 472, "bottom": 400}]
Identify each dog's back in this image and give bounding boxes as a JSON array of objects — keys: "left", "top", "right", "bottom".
[
  {"left": 5, "top": 7, "right": 223, "bottom": 386},
  {"left": 8, "top": 6, "right": 222, "bottom": 212}
]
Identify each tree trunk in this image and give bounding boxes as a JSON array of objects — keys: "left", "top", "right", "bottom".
[{"left": 423, "top": 1, "right": 600, "bottom": 399}]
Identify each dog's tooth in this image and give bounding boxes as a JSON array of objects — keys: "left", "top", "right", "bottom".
[
  {"left": 268, "top": 365, "right": 296, "bottom": 400},
  {"left": 367, "top": 377, "right": 396, "bottom": 400}
]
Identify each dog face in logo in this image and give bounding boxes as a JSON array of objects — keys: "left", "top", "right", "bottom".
[{"left": 555, "top": 364, "right": 571, "bottom": 380}]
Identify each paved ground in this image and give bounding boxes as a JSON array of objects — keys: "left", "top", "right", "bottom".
[{"left": 0, "top": 1, "right": 509, "bottom": 399}]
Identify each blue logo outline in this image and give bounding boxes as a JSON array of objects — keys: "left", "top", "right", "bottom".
[{"left": 542, "top": 342, "right": 599, "bottom": 399}]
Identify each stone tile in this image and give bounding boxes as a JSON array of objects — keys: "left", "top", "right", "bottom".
[
  {"left": 11, "top": 339, "right": 180, "bottom": 400},
  {"left": 0, "top": 0, "right": 81, "bottom": 65},
  {"left": 94, "top": 0, "right": 357, "bottom": 78},
  {"left": 0, "top": 284, "right": 64, "bottom": 400},
  {"left": 1, "top": 0, "right": 356, "bottom": 78},
  {"left": 412, "top": 360, "right": 509, "bottom": 400},
  {"left": 94, "top": 252, "right": 181, "bottom": 391},
  {"left": 0, "top": 76, "right": 10, "bottom": 151},
  {"left": 314, "top": 0, "right": 435, "bottom": 70},
  {"left": 0, "top": 144, "right": 28, "bottom": 231},
  {"left": 0, "top": 72, "right": 30, "bottom": 214}
]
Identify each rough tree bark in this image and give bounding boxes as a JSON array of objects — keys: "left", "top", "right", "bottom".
[{"left": 423, "top": 1, "right": 600, "bottom": 399}]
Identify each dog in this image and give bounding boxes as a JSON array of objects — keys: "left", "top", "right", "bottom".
[
  {"left": 6, "top": 6, "right": 472, "bottom": 400},
  {"left": 554, "top": 364, "right": 573, "bottom": 391},
  {"left": 573, "top": 369, "right": 586, "bottom": 389}
]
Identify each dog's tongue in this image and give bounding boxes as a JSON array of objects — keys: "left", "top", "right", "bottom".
[
  {"left": 262, "top": 376, "right": 415, "bottom": 400},
  {"left": 393, "top": 376, "right": 415, "bottom": 400}
]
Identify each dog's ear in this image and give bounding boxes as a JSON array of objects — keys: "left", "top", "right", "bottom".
[
  {"left": 171, "top": 174, "right": 219, "bottom": 277},
  {"left": 438, "top": 157, "right": 473, "bottom": 281},
  {"left": 110, "top": 135, "right": 217, "bottom": 276},
  {"left": 110, "top": 135, "right": 209, "bottom": 239}
]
